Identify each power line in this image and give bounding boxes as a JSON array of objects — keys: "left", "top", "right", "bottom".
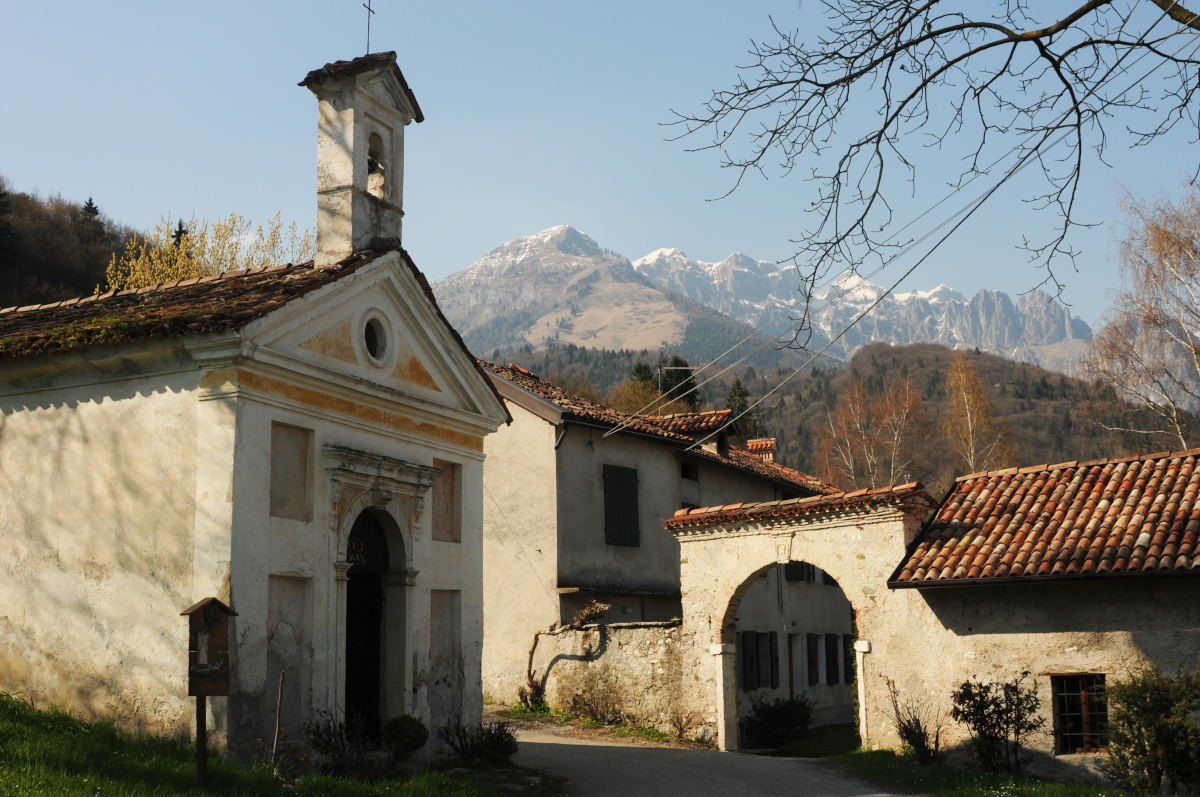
[
  {"left": 685, "top": 21, "right": 1200, "bottom": 455},
  {"left": 603, "top": 3, "right": 1190, "bottom": 441}
]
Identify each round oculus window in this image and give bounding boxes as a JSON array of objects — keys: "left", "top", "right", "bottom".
[{"left": 364, "top": 317, "right": 388, "bottom": 361}]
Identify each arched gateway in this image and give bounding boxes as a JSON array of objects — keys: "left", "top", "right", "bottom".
[{"left": 664, "top": 483, "right": 933, "bottom": 751}]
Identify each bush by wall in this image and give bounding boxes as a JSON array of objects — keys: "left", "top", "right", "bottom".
[{"left": 1104, "top": 664, "right": 1200, "bottom": 795}]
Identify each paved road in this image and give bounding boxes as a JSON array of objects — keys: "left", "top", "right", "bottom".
[{"left": 514, "top": 728, "right": 901, "bottom": 797}]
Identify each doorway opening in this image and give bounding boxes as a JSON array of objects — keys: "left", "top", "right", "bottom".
[{"left": 345, "top": 509, "right": 389, "bottom": 741}]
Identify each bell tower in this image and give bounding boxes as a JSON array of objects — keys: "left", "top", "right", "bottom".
[{"left": 300, "top": 53, "right": 424, "bottom": 266}]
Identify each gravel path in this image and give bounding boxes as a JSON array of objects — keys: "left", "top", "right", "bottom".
[{"left": 514, "top": 727, "right": 903, "bottom": 797}]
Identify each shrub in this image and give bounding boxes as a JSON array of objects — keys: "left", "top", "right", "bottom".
[
  {"left": 1105, "top": 664, "right": 1200, "bottom": 795},
  {"left": 301, "top": 709, "right": 381, "bottom": 781},
  {"left": 950, "top": 671, "right": 1045, "bottom": 774},
  {"left": 565, "top": 666, "right": 626, "bottom": 725},
  {"left": 883, "top": 676, "right": 945, "bottom": 765},
  {"left": 436, "top": 719, "right": 519, "bottom": 762},
  {"left": 382, "top": 714, "right": 429, "bottom": 765},
  {"left": 739, "top": 696, "right": 814, "bottom": 749}
]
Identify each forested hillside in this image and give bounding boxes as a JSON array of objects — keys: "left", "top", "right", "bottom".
[
  {"left": 497, "top": 341, "right": 1194, "bottom": 497},
  {"left": 0, "top": 175, "right": 137, "bottom": 307}
]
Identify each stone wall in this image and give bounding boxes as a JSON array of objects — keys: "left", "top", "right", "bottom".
[{"left": 541, "top": 621, "right": 719, "bottom": 741}]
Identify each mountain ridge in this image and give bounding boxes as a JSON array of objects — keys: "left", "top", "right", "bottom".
[{"left": 433, "top": 225, "right": 1094, "bottom": 375}]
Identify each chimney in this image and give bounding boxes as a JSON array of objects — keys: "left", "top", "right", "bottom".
[
  {"left": 300, "top": 53, "right": 424, "bottom": 266},
  {"left": 747, "top": 438, "right": 776, "bottom": 462}
]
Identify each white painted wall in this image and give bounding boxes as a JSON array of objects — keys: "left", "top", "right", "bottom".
[
  {"left": 0, "top": 342, "right": 203, "bottom": 738},
  {"left": 480, "top": 402, "right": 560, "bottom": 703}
]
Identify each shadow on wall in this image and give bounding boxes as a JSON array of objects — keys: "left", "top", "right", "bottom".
[
  {"left": 534, "top": 625, "right": 612, "bottom": 702},
  {"left": 0, "top": 367, "right": 214, "bottom": 739},
  {"left": 920, "top": 578, "right": 1200, "bottom": 671}
]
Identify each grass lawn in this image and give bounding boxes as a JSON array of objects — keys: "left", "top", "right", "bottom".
[
  {"left": 824, "top": 749, "right": 1124, "bottom": 797},
  {"left": 0, "top": 693, "right": 560, "bottom": 797}
]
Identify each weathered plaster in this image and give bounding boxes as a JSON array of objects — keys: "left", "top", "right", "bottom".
[{"left": 671, "top": 504, "right": 1200, "bottom": 777}]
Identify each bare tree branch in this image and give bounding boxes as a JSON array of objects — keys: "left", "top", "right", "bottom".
[{"left": 674, "top": 1, "right": 1200, "bottom": 347}]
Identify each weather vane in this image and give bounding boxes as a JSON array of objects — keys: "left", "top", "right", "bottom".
[{"left": 363, "top": 0, "right": 375, "bottom": 54}]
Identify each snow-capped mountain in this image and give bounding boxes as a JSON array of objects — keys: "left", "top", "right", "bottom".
[
  {"left": 432, "top": 225, "right": 1094, "bottom": 375},
  {"left": 632, "top": 251, "right": 1092, "bottom": 373}
]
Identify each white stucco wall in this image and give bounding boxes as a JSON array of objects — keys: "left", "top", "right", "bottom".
[
  {"left": 480, "top": 402, "right": 560, "bottom": 703},
  {"left": 480, "top": 408, "right": 846, "bottom": 711},
  {"left": 0, "top": 341, "right": 204, "bottom": 738},
  {"left": 672, "top": 502, "right": 1200, "bottom": 779}
]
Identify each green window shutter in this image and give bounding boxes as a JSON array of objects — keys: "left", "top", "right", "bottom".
[
  {"left": 756, "top": 633, "right": 771, "bottom": 690},
  {"left": 741, "top": 630, "right": 759, "bottom": 690},
  {"left": 807, "top": 633, "right": 819, "bottom": 686},
  {"left": 769, "top": 632, "right": 780, "bottom": 689},
  {"left": 602, "top": 464, "right": 640, "bottom": 546},
  {"left": 843, "top": 635, "right": 856, "bottom": 684},
  {"left": 825, "top": 633, "right": 840, "bottom": 685}
]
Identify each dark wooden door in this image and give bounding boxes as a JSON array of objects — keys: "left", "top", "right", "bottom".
[{"left": 345, "top": 570, "right": 383, "bottom": 741}]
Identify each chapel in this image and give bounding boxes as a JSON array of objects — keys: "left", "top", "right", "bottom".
[{"left": 0, "top": 53, "right": 509, "bottom": 755}]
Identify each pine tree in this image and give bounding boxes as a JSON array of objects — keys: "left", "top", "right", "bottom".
[
  {"left": 658, "top": 355, "right": 699, "bottom": 410},
  {"left": 725, "top": 378, "right": 766, "bottom": 439},
  {"left": 82, "top": 197, "right": 99, "bottom": 218}
]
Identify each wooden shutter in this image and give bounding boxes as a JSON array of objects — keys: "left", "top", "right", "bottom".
[
  {"left": 602, "top": 464, "right": 640, "bottom": 546},
  {"left": 843, "top": 636, "right": 855, "bottom": 684},
  {"left": 825, "top": 633, "right": 840, "bottom": 685},
  {"left": 806, "top": 633, "right": 819, "bottom": 686},
  {"left": 769, "top": 632, "right": 780, "bottom": 689},
  {"left": 741, "top": 630, "right": 758, "bottom": 690},
  {"left": 756, "top": 633, "right": 771, "bottom": 690}
]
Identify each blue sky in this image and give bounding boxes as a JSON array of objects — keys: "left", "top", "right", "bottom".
[{"left": 2, "top": 1, "right": 1197, "bottom": 324}]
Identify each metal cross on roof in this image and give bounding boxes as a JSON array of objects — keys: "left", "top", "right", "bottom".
[{"left": 363, "top": 0, "right": 375, "bottom": 54}]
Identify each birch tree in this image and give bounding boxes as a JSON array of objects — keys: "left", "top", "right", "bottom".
[
  {"left": 816, "top": 374, "right": 927, "bottom": 489},
  {"left": 1082, "top": 191, "right": 1200, "bottom": 449},
  {"left": 940, "top": 353, "right": 1014, "bottom": 474}
]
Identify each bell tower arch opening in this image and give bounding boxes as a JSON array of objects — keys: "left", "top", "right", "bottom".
[{"left": 345, "top": 508, "right": 392, "bottom": 740}]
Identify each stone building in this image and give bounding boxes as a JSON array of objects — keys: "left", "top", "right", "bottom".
[
  {"left": 477, "top": 363, "right": 854, "bottom": 725},
  {"left": 662, "top": 450, "right": 1200, "bottom": 775},
  {"left": 0, "top": 53, "right": 509, "bottom": 754}
]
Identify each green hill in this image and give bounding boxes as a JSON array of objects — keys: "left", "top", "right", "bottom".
[{"left": 497, "top": 341, "right": 1193, "bottom": 498}]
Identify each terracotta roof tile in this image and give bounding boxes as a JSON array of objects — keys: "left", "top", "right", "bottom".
[
  {"left": 665, "top": 482, "right": 935, "bottom": 530},
  {"left": 644, "top": 409, "right": 731, "bottom": 435},
  {"left": 892, "top": 450, "right": 1200, "bottom": 586},
  {"left": 298, "top": 52, "right": 424, "bottom": 123},
  {"left": 746, "top": 438, "right": 777, "bottom": 453},
  {"left": 0, "top": 247, "right": 510, "bottom": 423},
  {"left": 479, "top": 361, "right": 835, "bottom": 495}
]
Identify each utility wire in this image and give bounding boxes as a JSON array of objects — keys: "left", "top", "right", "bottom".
[
  {"left": 604, "top": 1, "right": 1179, "bottom": 437},
  {"left": 685, "top": 17, "right": 1200, "bottom": 453}
]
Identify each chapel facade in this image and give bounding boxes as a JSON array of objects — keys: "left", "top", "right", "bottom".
[{"left": 0, "top": 53, "right": 509, "bottom": 756}]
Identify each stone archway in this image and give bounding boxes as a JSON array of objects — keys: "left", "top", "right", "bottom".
[
  {"left": 324, "top": 445, "right": 441, "bottom": 726},
  {"left": 667, "top": 488, "right": 933, "bottom": 750}
]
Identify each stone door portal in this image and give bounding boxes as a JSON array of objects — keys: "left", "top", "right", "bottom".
[{"left": 345, "top": 509, "right": 389, "bottom": 740}]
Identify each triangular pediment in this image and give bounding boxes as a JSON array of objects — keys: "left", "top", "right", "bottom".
[
  {"left": 242, "top": 252, "right": 502, "bottom": 420},
  {"left": 359, "top": 72, "right": 417, "bottom": 123}
]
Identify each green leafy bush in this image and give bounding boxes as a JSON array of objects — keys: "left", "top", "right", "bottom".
[
  {"left": 950, "top": 671, "right": 1045, "bottom": 774},
  {"left": 739, "top": 696, "right": 815, "bottom": 748},
  {"left": 1104, "top": 664, "right": 1200, "bottom": 795},
  {"left": 382, "top": 714, "right": 429, "bottom": 764}
]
